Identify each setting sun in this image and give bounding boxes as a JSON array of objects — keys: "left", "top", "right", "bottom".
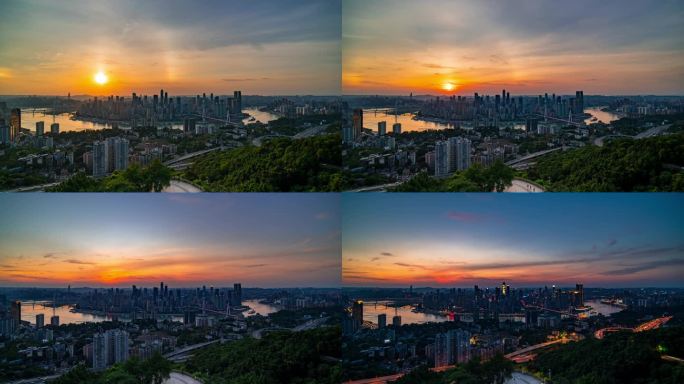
[
  {"left": 442, "top": 82, "right": 455, "bottom": 92},
  {"left": 94, "top": 71, "right": 108, "bottom": 85}
]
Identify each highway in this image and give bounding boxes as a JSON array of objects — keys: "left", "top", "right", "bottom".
[
  {"left": 253, "top": 316, "right": 330, "bottom": 339},
  {"left": 164, "top": 340, "right": 220, "bottom": 359},
  {"left": 505, "top": 147, "right": 564, "bottom": 167},
  {"left": 505, "top": 339, "right": 564, "bottom": 360},
  {"left": 293, "top": 123, "right": 331, "bottom": 138},
  {"left": 5, "top": 375, "right": 62, "bottom": 384},
  {"left": 347, "top": 182, "right": 403, "bottom": 192},
  {"left": 163, "top": 372, "right": 203, "bottom": 384},
  {"left": 594, "top": 315, "right": 672, "bottom": 339},
  {"left": 635, "top": 123, "right": 671, "bottom": 139},
  {"left": 6, "top": 182, "right": 60, "bottom": 192},
  {"left": 343, "top": 373, "right": 404, "bottom": 384},
  {"left": 163, "top": 147, "right": 222, "bottom": 166},
  {"left": 594, "top": 123, "right": 671, "bottom": 146}
]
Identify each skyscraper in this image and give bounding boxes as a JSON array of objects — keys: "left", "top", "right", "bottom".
[
  {"left": 92, "top": 141, "right": 108, "bottom": 177},
  {"left": 392, "top": 122, "right": 401, "bottom": 134},
  {"left": 378, "top": 313, "right": 387, "bottom": 328},
  {"left": 230, "top": 90, "right": 243, "bottom": 122},
  {"left": 377, "top": 121, "right": 387, "bottom": 136},
  {"left": 93, "top": 329, "right": 129, "bottom": 371},
  {"left": 93, "top": 332, "right": 108, "bottom": 371},
  {"left": 392, "top": 315, "right": 401, "bottom": 327},
  {"left": 35, "top": 121, "right": 44, "bottom": 136},
  {"left": 50, "top": 123, "right": 59, "bottom": 135},
  {"left": 447, "top": 137, "right": 471, "bottom": 172},
  {"left": 575, "top": 91, "right": 584, "bottom": 114},
  {"left": 575, "top": 283, "right": 584, "bottom": 307},
  {"left": 0, "top": 119, "right": 8, "bottom": 145},
  {"left": 9, "top": 108, "right": 20, "bottom": 143},
  {"left": 108, "top": 137, "right": 128, "bottom": 171},
  {"left": 50, "top": 315, "right": 59, "bottom": 326},
  {"left": 233, "top": 283, "right": 242, "bottom": 306},
  {"left": 352, "top": 300, "right": 363, "bottom": 328},
  {"left": 36, "top": 314, "right": 44, "bottom": 328},
  {"left": 434, "top": 332, "right": 449, "bottom": 368},
  {"left": 352, "top": 109, "right": 363, "bottom": 141},
  {"left": 10, "top": 301, "right": 21, "bottom": 326},
  {"left": 434, "top": 141, "right": 449, "bottom": 177}
]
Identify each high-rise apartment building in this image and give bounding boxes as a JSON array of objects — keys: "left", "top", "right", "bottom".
[
  {"left": 93, "top": 141, "right": 108, "bottom": 177},
  {"left": 447, "top": 137, "right": 471, "bottom": 172},
  {"left": 434, "top": 141, "right": 449, "bottom": 177},
  {"left": 93, "top": 329, "right": 129, "bottom": 371}
]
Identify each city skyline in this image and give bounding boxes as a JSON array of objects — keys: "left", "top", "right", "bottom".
[
  {"left": 0, "top": 194, "right": 341, "bottom": 288},
  {"left": 343, "top": 0, "right": 684, "bottom": 95},
  {"left": 342, "top": 194, "right": 684, "bottom": 288},
  {"left": 0, "top": 0, "right": 341, "bottom": 95}
]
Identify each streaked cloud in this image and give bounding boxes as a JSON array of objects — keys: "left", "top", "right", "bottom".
[
  {"left": 0, "top": 0, "right": 340, "bottom": 95},
  {"left": 343, "top": 0, "right": 684, "bottom": 95}
]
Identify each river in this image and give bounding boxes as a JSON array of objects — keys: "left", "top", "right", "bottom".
[
  {"left": 362, "top": 108, "right": 454, "bottom": 132},
  {"left": 18, "top": 107, "right": 279, "bottom": 133},
  {"left": 584, "top": 106, "right": 621, "bottom": 124},
  {"left": 362, "top": 301, "right": 448, "bottom": 325},
  {"left": 20, "top": 299, "right": 280, "bottom": 324},
  {"left": 243, "top": 299, "right": 280, "bottom": 317},
  {"left": 586, "top": 299, "right": 624, "bottom": 316},
  {"left": 19, "top": 301, "right": 182, "bottom": 324}
]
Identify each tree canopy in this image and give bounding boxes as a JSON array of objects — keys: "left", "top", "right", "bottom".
[
  {"left": 525, "top": 133, "right": 684, "bottom": 191},
  {"left": 47, "top": 159, "right": 172, "bottom": 192},
  {"left": 392, "top": 160, "right": 514, "bottom": 192},
  {"left": 183, "top": 326, "right": 341, "bottom": 384},
  {"left": 183, "top": 134, "right": 342, "bottom": 191}
]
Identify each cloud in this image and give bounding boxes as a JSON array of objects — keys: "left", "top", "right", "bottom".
[
  {"left": 601, "top": 258, "right": 684, "bottom": 276},
  {"left": 244, "top": 264, "right": 267, "bottom": 268},
  {"left": 43, "top": 252, "right": 61, "bottom": 259},
  {"left": 63, "top": 259, "right": 96, "bottom": 265},
  {"left": 607, "top": 239, "right": 618, "bottom": 247},
  {"left": 446, "top": 211, "right": 490, "bottom": 222},
  {"left": 380, "top": 252, "right": 394, "bottom": 257},
  {"left": 371, "top": 257, "right": 380, "bottom": 262},
  {"left": 394, "top": 262, "right": 430, "bottom": 270},
  {"left": 222, "top": 77, "right": 272, "bottom": 82}
]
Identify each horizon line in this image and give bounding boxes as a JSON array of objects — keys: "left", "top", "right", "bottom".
[{"left": 341, "top": 93, "right": 684, "bottom": 98}]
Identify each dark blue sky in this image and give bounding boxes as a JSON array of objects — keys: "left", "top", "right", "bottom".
[
  {"left": 343, "top": 194, "right": 684, "bottom": 288},
  {"left": 0, "top": 194, "right": 340, "bottom": 288}
]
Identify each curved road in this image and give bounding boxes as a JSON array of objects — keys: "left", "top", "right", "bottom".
[
  {"left": 503, "top": 178, "right": 545, "bottom": 192},
  {"left": 162, "top": 179, "right": 203, "bottom": 192},
  {"left": 505, "top": 372, "right": 543, "bottom": 384},
  {"left": 163, "top": 372, "right": 203, "bottom": 384}
]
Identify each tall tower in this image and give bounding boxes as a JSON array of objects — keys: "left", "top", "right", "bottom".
[
  {"left": 575, "top": 283, "right": 584, "bottom": 307},
  {"left": 352, "top": 300, "right": 363, "bottom": 328},
  {"left": 9, "top": 108, "right": 20, "bottom": 143},
  {"left": 233, "top": 283, "right": 242, "bottom": 306},
  {"left": 352, "top": 109, "right": 363, "bottom": 141}
]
